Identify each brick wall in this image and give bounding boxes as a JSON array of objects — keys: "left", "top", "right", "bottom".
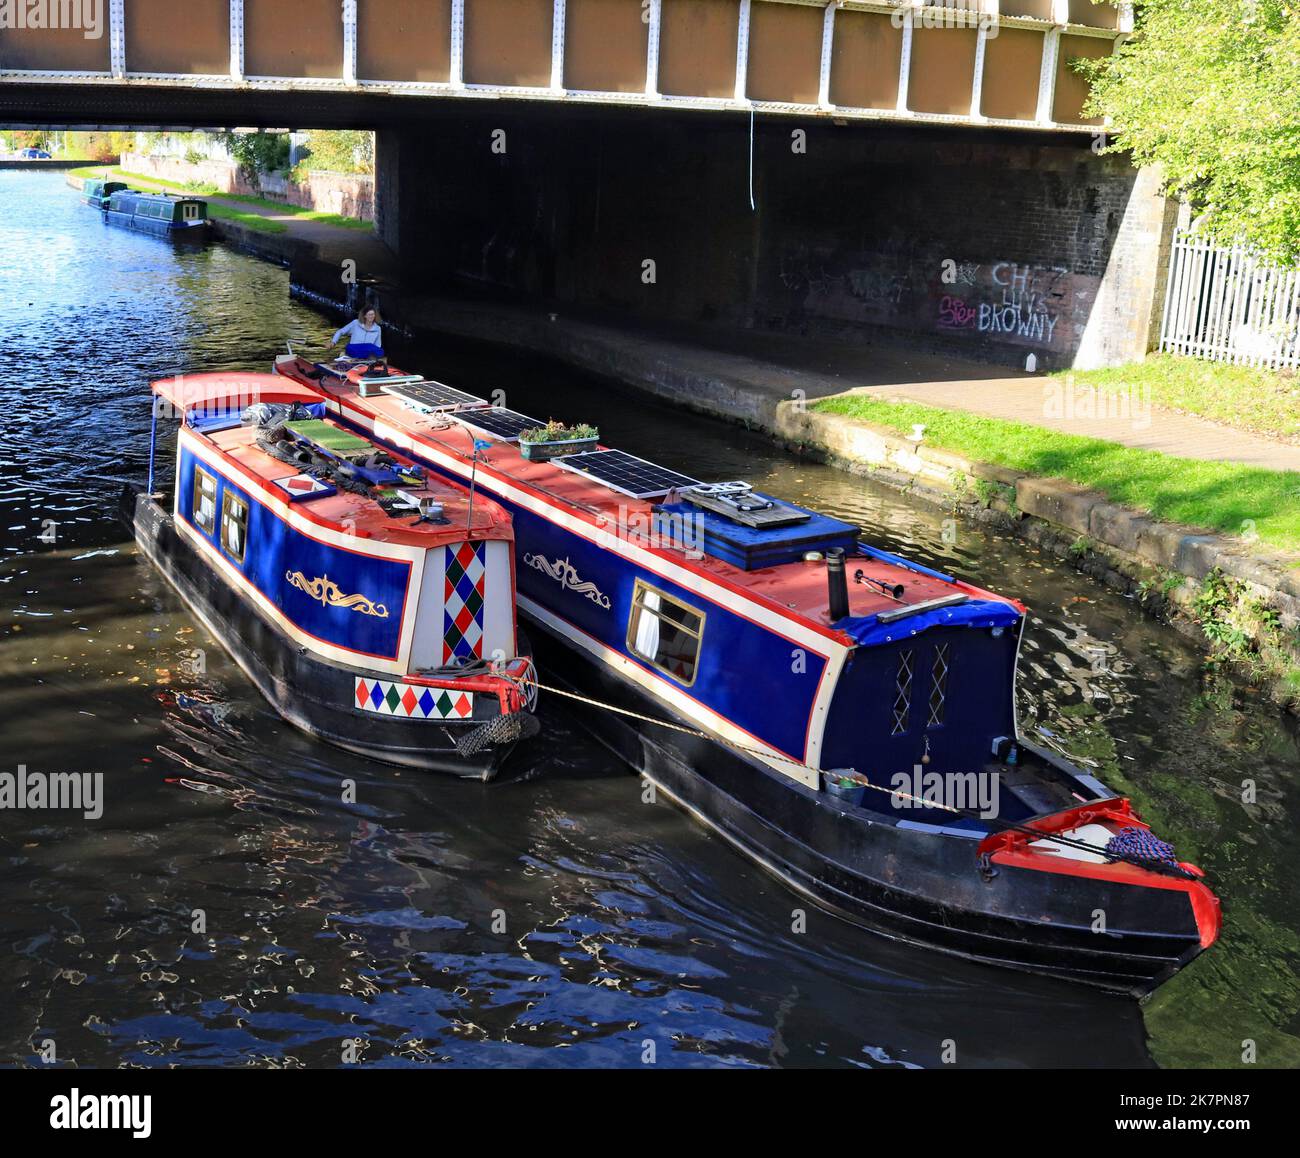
[
  {"left": 378, "top": 112, "right": 1174, "bottom": 369},
  {"left": 121, "top": 152, "right": 375, "bottom": 221}
]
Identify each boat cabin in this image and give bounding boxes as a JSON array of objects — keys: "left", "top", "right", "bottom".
[
  {"left": 154, "top": 373, "right": 518, "bottom": 681},
  {"left": 277, "top": 359, "right": 1032, "bottom": 817},
  {"left": 82, "top": 177, "right": 129, "bottom": 209},
  {"left": 106, "top": 190, "right": 208, "bottom": 238}
]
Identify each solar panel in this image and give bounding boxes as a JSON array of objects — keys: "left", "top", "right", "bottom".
[
  {"left": 381, "top": 379, "right": 489, "bottom": 412},
  {"left": 552, "top": 449, "right": 700, "bottom": 499},
  {"left": 453, "top": 407, "right": 544, "bottom": 443}
]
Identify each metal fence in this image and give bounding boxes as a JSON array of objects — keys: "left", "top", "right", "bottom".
[{"left": 1159, "top": 230, "right": 1300, "bottom": 369}]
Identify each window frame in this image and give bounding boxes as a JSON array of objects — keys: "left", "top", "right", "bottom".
[
  {"left": 192, "top": 466, "right": 217, "bottom": 535},
  {"left": 220, "top": 490, "right": 249, "bottom": 564},
  {"left": 625, "top": 579, "right": 706, "bottom": 688}
]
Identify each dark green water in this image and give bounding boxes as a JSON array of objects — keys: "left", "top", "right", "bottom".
[{"left": 1, "top": 171, "right": 1296, "bottom": 1068}]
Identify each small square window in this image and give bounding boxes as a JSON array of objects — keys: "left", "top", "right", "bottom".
[
  {"left": 221, "top": 492, "right": 249, "bottom": 564},
  {"left": 627, "top": 581, "right": 704, "bottom": 686},
  {"left": 193, "top": 467, "right": 217, "bottom": 534}
]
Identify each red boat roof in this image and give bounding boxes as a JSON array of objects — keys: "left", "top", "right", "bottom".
[
  {"left": 168, "top": 374, "right": 511, "bottom": 549},
  {"left": 282, "top": 359, "right": 1022, "bottom": 641}
]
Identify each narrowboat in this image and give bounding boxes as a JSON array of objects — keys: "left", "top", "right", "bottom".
[
  {"left": 272, "top": 355, "right": 1222, "bottom": 994},
  {"left": 105, "top": 189, "right": 209, "bottom": 240},
  {"left": 81, "top": 177, "right": 129, "bottom": 209},
  {"left": 123, "top": 371, "right": 538, "bottom": 779}
]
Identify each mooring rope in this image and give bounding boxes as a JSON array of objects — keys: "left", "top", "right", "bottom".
[{"left": 519, "top": 676, "right": 1199, "bottom": 881}]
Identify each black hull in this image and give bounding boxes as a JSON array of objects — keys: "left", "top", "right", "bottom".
[
  {"left": 102, "top": 211, "right": 209, "bottom": 244},
  {"left": 529, "top": 626, "right": 1209, "bottom": 996},
  {"left": 124, "top": 487, "right": 513, "bottom": 780}
]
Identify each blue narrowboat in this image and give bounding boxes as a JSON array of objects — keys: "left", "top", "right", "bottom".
[
  {"left": 124, "top": 372, "right": 538, "bottom": 778},
  {"left": 274, "top": 354, "right": 1222, "bottom": 994},
  {"left": 105, "top": 189, "right": 209, "bottom": 240},
  {"left": 81, "top": 177, "right": 129, "bottom": 209}
]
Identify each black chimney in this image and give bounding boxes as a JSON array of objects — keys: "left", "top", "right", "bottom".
[{"left": 826, "top": 548, "right": 849, "bottom": 621}]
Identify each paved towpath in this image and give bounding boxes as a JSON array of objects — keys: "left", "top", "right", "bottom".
[{"left": 402, "top": 295, "right": 1300, "bottom": 473}]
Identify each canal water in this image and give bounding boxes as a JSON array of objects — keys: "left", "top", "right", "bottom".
[{"left": 1, "top": 171, "right": 1296, "bottom": 1068}]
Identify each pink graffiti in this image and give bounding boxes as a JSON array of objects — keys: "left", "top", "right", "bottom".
[{"left": 938, "top": 295, "right": 977, "bottom": 329}]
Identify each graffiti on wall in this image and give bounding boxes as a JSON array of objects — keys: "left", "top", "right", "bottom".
[
  {"left": 776, "top": 249, "right": 1096, "bottom": 356},
  {"left": 936, "top": 262, "right": 1093, "bottom": 350}
]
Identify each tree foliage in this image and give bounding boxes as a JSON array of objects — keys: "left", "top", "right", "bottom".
[
  {"left": 294, "top": 130, "right": 374, "bottom": 176},
  {"left": 218, "top": 130, "right": 291, "bottom": 176},
  {"left": 1081, "top": 0, "right": 1300, "bottom": 263}
]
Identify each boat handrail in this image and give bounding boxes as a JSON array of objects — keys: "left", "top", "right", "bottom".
[{"left": 875, "top": 593, "right": 969, "bottom": 624}]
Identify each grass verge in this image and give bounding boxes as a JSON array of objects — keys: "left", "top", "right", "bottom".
[
  {"left": 1050, "top": 353, "right": 1300, "bottom": 443},
  {"left": 812, "top": 395, "right": 1300, "bottom": 552}
]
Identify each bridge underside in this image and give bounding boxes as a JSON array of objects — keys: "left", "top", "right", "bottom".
[
  {"left": 1, "top": 3, "right": 1165, "bottom": 371},
  {"left": 373, "top": 105, "right": 1172, "bottom": 371},
  {"left": 0, "top": 0, "right": 1123, "bottom": 133}
]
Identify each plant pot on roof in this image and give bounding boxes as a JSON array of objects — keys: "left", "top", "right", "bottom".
[{"left": 518, "top": 420, "right": 599, "bottom": 461}]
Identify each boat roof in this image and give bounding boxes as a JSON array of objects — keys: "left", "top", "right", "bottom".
[
  {"left": 159, "top": 373, "right": 511, "bottom": 549},
  {"left": 288, "top": 361, "right": 1022, "bottom": 644}
]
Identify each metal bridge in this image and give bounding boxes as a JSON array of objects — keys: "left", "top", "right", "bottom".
[{"left": 0, "top": 1, "right": 1127, "bottom": 132}]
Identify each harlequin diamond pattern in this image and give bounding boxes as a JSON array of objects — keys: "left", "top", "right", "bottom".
[
  {"left": 443, "top": 541, "right": 487, "bottom": 664},
  {"left": 354, "top": 678, "right": 474, "bottom": 720}
]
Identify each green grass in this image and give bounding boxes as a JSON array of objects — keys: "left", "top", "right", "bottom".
[
  {"left": 216, "top": 192, "right": 374, "bottom": 231},
  {"left": 1050, "top": 353, "right": 1300, "bottom": 443},
  {"left": 204, "top": 201, "right": 287, "bottom": 234},
  {"left": 813, "top": 395, "right": 1300, "bottom": 551}
]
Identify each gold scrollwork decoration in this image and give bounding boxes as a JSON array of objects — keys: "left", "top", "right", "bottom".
[{"left": 285, "top": 570, "right": 389, "bottom": 618}]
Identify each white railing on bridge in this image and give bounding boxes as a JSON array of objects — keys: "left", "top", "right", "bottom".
[{"left": 1160, "top": 229, "right": 1300, "bottom": 369}]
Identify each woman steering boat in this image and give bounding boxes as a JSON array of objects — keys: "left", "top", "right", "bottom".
[{"left": 330, "top": 306, "right": 385, "bottom": 362}]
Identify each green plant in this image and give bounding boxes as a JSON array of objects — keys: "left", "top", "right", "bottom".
[
  {"left": 519, "top": 420, "right": 599, "bottom": 444},
  {"left": 1079, "top": 0, "right": 1300, "bottom": 264},
  {"left": 218, "top": 130, "right": 291, "bottom": 176},
  {"left": 1069, "top": 535, "right": 1092, "bottom": 558},
  {"left": 293, "top": 130, "right": 374, "bottom": 175}
]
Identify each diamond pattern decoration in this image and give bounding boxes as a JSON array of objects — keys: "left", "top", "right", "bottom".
[
  {"left": 891, "top": 649, "right": 914, "bottom": 736},
  {"left": 354, "top": 678, "right": 474, "bottom": 720},
  {"left": 927, "top": 643, "right": 950, "bottom": 729},
  {"left": 443, "top": 541, "right": 487, "bottom": 664}
]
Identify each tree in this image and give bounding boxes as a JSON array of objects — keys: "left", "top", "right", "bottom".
[
  {"left": 1081, "top": 0, "right": 1300, "bottom": 263},
  {"left": 217, "top": 130, "right": 291, "bottom": 176}
]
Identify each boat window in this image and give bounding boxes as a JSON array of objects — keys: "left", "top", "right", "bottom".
[
  {"left": 193, "top": 467, "right": 217, "bottom": 534},
  {"left": 182, "top": 203, "right": 200, "bottom": 220},
  {"left": 221, "top": 492, "right": 249, "bottom": 563},
  {"left": 927, "top": 643, "right": 949, "bottom": 728},
  {"left": 891, "top": 649, "right": 914, "bottom": 735},
  {"left": 627, "top": 580, "right": 704, "bottom": 686}
]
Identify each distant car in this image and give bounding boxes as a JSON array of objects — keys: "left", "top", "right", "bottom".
[{"left": 18, "top": 148, "right": 52, "bottom": 159}]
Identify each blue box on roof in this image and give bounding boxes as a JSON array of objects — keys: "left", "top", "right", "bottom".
[{"left": 653, "top": 497, "right": 859, "bottom": 570}]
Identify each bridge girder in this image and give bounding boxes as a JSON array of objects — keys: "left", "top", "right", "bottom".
[{"left": 0, "top": 1, "right": 1129, "bottom": 133}]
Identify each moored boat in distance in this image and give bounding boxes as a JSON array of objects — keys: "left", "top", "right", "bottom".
[
  {"left": 104, "top": 188, "right": 208, "bottom": 241},
  {"left": 81, "top": 176, "right": 129, "bottom": 209},
  {"left": 125, "top": 371, "right": 538, "bottom": 779},
  {"left": 273, "top": 353, "right": 1222, "bottom": 994}
]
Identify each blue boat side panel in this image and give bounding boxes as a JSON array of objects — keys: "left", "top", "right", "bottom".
[
  {"left": 511, "top": 506, "right": 827, "bottom": 759},
  {"left": 820, "top": 625, "right": 1018, "bottom": 801},
  {"left": 176, "top": 446, "right": 411, "bottom": 660},
  {"left": 654, "top": 499, "right": 859, "bottom": 570},
  {"left": 839, "top": 598, "right": 1022, "bottom": 648}
]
